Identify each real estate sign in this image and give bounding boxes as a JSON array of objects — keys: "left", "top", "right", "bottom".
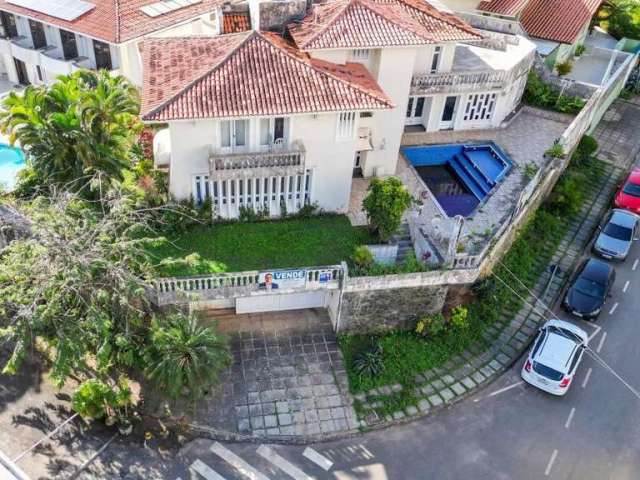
[{"left": 258, "top": 269, "right": 307, "bottom": 290}]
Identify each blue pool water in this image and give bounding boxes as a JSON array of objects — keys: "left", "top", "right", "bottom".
[
  {"left": 402, "top": 142, "right": 513, "bottom": 217},
  {"left": 0, "top": 143, "right": 26, "bottom": 191}
]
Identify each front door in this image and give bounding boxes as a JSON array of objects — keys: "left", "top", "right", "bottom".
[
  {"left": 406, "top": 96, "right": 426, "bottom": 126},
  {"left": 13, "top": 58, "right": 29, "bottom": 85},
  {"left": 353, "top": 150, "right": 364, "bottom": 178},
  {"left": 439, "top": 95, "right": 458, "bottom": 130}
]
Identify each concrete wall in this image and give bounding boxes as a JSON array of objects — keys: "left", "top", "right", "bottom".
[{"left": 337, "top": 284, "right": 448, "bottom": 333}]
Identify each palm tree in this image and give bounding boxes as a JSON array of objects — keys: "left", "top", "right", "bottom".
[
  {"left": 0, "top": 70, "right": 141, "bottom": 192},
  {"left": 144, "top": 312, "right": 231, "bottom": 399}
]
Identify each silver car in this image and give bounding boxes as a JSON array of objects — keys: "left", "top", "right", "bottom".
[{"left": 593, "top": 209, "right": 639, "bottom": 261}]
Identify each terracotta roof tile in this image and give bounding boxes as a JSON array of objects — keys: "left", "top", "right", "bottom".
[
  {"left": 478, "top": 0, "right": 602, "bottom": 44},
  {"left": 289, "top": 0, "right": 482, "bottom": 50},
  {"left": 141, "top": 31, "right": 394, "bottom": 121},
  {"left": 520, "top": 0, "right": 602, "bottom": 44},
  {"left": 0, "top": 0, "right": 221, "bottom": 44},
  {"left": 476, "top": 0, "right": 529, "bottom": 17},
  {"left": 222, "top": 11, "right": 251, "bottom": 34}
]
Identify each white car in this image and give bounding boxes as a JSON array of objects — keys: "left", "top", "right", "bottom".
[{"left": 521, "top": 319, "right": 589, "bottom": 396}]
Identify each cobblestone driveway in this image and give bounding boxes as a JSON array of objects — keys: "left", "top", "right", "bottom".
[{"left": 194, "top": 309, "right": 358, "bottom": 437}]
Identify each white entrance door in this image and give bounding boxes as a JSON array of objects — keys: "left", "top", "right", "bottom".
[
  {"left": 220, "top": 119, "right": 248, "bottom": 153},
  {"left": 406, "top": 96, "right": 426, "bottom": 126},
  {"left": 439, "top": 95, "right": 458, "bottom": 130}
]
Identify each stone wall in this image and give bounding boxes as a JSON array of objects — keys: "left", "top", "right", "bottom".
[
  {"left": 337, "top": 284, "right": 449, "bottom": 333},
  {"left": 259, "top": 0, "right": 307, "bottom": 31}
]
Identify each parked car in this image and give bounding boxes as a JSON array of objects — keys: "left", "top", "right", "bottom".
[
  {"left": 521, "top": 319, "right": 588, "bottom": 396},
  {"left": 563, "top": 258, "right": 615, "bottom": 320},
  {"left": 593, "top": 209, "right": 639, "bottom": 260},
  {"left": 614, "top": 169, "right": 640, "bottom": 214}
]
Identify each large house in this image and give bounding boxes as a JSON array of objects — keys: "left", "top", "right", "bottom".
[
  {"left": 475, "top": 0, "right": 603, "bottom": 68},
  {"left": 0, "top": 0, "right": 221, "bottom": 86},
  {"left": 141, "top": 0, "right": 536, "bottom": 219}
]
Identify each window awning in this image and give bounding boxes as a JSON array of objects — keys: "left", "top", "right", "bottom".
[{"left": 357, "top": 127, "right": 373, "bottom": 151}]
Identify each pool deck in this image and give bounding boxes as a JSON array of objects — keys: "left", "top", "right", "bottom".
[{"left": 400, "top": 106, "right": 573, "bottom": 255}]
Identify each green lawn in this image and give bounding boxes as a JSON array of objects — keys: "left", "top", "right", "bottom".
[{"left": 149, "top": 215, "right": 375, "bottom": 277}]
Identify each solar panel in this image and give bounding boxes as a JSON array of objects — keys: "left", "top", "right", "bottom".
[
  {"left": 6, "top": 0, "right": 96, "bottom": 22},
  {"left": 140, "top": 0, "right": 202, "bottom": 18}
]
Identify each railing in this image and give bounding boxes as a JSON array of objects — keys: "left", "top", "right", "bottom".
[
  {"left": 411, "top": 69, "right": 508, "bottom": 95},
  {"left": 211, "top": 141, "right": 305, "bottom": 172},
  {"left": 152, "top": 264, "right": 345, "bottom": 305}
]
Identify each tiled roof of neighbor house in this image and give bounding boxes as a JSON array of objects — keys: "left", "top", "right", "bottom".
[
  {"left": 478, "top": 0, "right": 602, "bottom": 44},
  {"left": 141, "top": 31, "right": 395, "bottom": 121},
  {"left": 222, "top": 11, "right": 251, "bottom": 34},
  {"left": 476, "top": 0, "right": 529, "bottom": 17},
  {"left": 289, "top": 0, "right": 482, "bottom": 50},
  {"left": 520, "top": 0, "right": 602, "bottom": 44},
  {"left": 0, "top": 0, "right": 220, "bottom": 44}
]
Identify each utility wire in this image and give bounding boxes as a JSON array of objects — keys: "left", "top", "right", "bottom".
[
  {"left": 584, "top": 348, "right": 640, "bottom": 401},
  {"left": 497, "top": 260, "right": 558, "bottom": 319}
]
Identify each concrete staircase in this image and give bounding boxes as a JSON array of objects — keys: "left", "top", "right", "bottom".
[{"left": 391, "top": 222, "right": 414, "bottom": 264}]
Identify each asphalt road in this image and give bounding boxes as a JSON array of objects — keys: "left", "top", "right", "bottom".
[{"left": 167, "top": 197, "right": 640, "bottom": 479}]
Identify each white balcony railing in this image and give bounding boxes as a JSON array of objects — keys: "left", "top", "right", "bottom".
[
  {"left": 10, "top": 36, "right": 40, "bottom": 64},
  {"left": 209, "top": 140, "right": 305, "bottom": 179},
  {"left": 411, "top": 69, "right": 508, "bottom": 95}
]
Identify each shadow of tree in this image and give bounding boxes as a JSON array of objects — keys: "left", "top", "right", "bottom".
[{"left": 0, "top": 344, "right": 45, "bottom": 415}]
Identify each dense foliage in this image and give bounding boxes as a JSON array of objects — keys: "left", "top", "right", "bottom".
[
  {"left": 0, "top": 191, "right": 229, "bottom": 403},
  {"left": 362, "top": 177, "right": 413, "bottom": 242},
  {"left": 523, "top": 71, "right": 586, "bottom": 114},
  {"left": 600, "top": 0, "right": 640, "bottom": 40},
  {"left": 0, "top": 70, "right": 141, "bottom": 196}
]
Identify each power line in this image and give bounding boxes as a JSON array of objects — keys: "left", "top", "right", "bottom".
[{"left": 585, "top": 348, "right": 640, "bottom": 401}]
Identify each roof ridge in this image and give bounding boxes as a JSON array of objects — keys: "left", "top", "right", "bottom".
[
  {"left": 143, "top": 31, "right": 254, "bottom": 121},
  {"left": 297, "top": 0, "right": 353, "bottom": 49},
  {"left": 256, "top": 31, "right": 394, "bottom": 108}
]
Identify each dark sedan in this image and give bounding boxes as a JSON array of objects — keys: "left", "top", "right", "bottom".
[{"left": 563, "top": 258, "right": 615, "bottom": 320}]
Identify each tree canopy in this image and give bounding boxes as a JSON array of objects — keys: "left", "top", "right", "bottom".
[{"left": 0, "top": 70, "right": 141, "bottom": 194}]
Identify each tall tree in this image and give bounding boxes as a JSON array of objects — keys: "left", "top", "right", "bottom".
[{"left": 0, "top": 70, "right": 141, "bottom": 193}]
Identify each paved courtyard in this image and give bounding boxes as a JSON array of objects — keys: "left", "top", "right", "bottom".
[
  {"left": 592, "top": 98, "right": 640, "bottom": 169},
  {"left": 191, "top": 309, "right": 358, "bottom": 438}
]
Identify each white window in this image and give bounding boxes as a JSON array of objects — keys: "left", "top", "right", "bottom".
[
  {"left": 430, "top": 46, "right": 441, "bottom": 74},
  {"left": 336, "top": 112, "right": 357, "bottom": 141},
  {"left": 351, "top": 49, "right": 370, "bottom": 61},
  {"left": 463, "top": 93, "right": 497, "bottom": 121},
  {"left": 193, "top": 174, "right": 210, "bottom": 204},
  {"left": 220, "top": 119, "right": 248, "bottom": 150}
]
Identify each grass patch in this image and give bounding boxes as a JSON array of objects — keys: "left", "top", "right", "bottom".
[
  {"left": 149, "top": 215, "right": 376, "bottom": 276},
  {"left": 340, "top": 157, "right": 608, "bottom": 416}
]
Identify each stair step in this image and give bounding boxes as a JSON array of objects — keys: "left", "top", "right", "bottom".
[
  {"left": 449, "top": 158, "right": 485, "bottom": 201},
  {"left": 455, "top": 154, "right": 492, "bottom": 194}
]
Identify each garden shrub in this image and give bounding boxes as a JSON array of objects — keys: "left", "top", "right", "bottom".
[
  {"left": 547, "top": 175, "right": 583, "bottom": 216},
  {"left": 363, "top": 177, "right": 413, "bottom": 242},
  {"left": 72, "top": 378, "right": 132, "bottom": 421},
  {"left": 450, "top": 306, "right": 470, "bottom": 331},
  {"left": 545, "top": 141, "right": 565, "bottom": 159},
  {"left": 556, "top": 60, "right": 573, "bottom": 76},
  {"left": 523, "top": 71, "right": 585, "bottom": 114},
  {"left": 415, "top": 313, "right": 446, "bottom": 337},
  {"left": 353, "top": 245, "right": 374, "bottom": 268},
  {"left": 572, "top": 135, "right": 598, "bottom": 166},
  {"left": 353, "top": 342, "right": 384, "bottom": 379}
]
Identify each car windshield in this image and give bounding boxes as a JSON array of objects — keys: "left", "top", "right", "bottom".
[
  {"left": 533, "top": 361, "right": 564, "bottom": 381},
  {"left": 623, "top": 181, "right": 640, "bottom": 197},
  {"left": 603, "top": 222, "right": 632, "bottom": 241},
  {"left": 574, "top": 277, "right": 605, "bottom": 298}
]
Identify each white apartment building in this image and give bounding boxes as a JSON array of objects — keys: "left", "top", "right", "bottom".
[
  {"left": 140, "top": 0, "right": 536, "bottom": 219},
  {"left": 0, "top": 0, "right": 221, "bottom": 87}
]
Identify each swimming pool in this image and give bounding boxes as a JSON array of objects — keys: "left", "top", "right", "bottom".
[
  {"left": 402, "top": 142, "right": 513, "bottom": 217},
  {"left": 0, "top": 143, "right": 26, "bottom": 191}
]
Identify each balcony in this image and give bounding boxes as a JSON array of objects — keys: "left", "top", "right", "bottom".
[
  {"left": 411, "top": 69, "right": 508, "bottom": 95},
  {"left": 209, "top": 140, "right": 306, "bottom": 180},
  {"left": 0, "top": 37, "right": 11, "bottom": 56},
  {"left": 10, "top": 36, "right": 40, "bottom": 64},
  {"left": 40, "top": 47, "right": 89, "bottom": 76}
]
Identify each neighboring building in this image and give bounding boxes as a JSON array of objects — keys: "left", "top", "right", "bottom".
[
  {"left": 141, "top": 0, "right": 536, "bottom": 218},
  {"left": 476, "top": 0, "right": 602, "bottom": 68},
  {"left": 0, "top": 0, "right": 221, "bottom": 87}
]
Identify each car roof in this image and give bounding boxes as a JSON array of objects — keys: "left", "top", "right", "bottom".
[
  {"left": 581, "top": 258, "right": 613, "bottom": 283},
  {"left": 609, "top": 209, "right": 638, "bottom": 228},
  {"left": 535, "top": 330, "right": 577, "bottom": 372}
]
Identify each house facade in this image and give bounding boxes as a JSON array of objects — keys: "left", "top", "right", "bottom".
[
  {"left": 141, "top": 0, "right": 536, "bottom": 219},
  {"left": 0, "top": 0, "right": 221, "bottom": 87}
]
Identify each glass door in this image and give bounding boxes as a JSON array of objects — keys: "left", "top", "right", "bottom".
[
  {"left": 220, "top": 120, "right": 249, "bottom": 153},
  {"left": 439, "top": 95, "right": 458, "bottom": 130},
  {"left": 13, "top": 58, "right": 29, "bottom": 85},
  {"left": 406, "top": 96, "right": 425, "bottom": 126}
]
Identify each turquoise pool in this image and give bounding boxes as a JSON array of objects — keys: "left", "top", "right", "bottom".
[{"left": 0, "top": 143, "right": 26, "bottom": 190}]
